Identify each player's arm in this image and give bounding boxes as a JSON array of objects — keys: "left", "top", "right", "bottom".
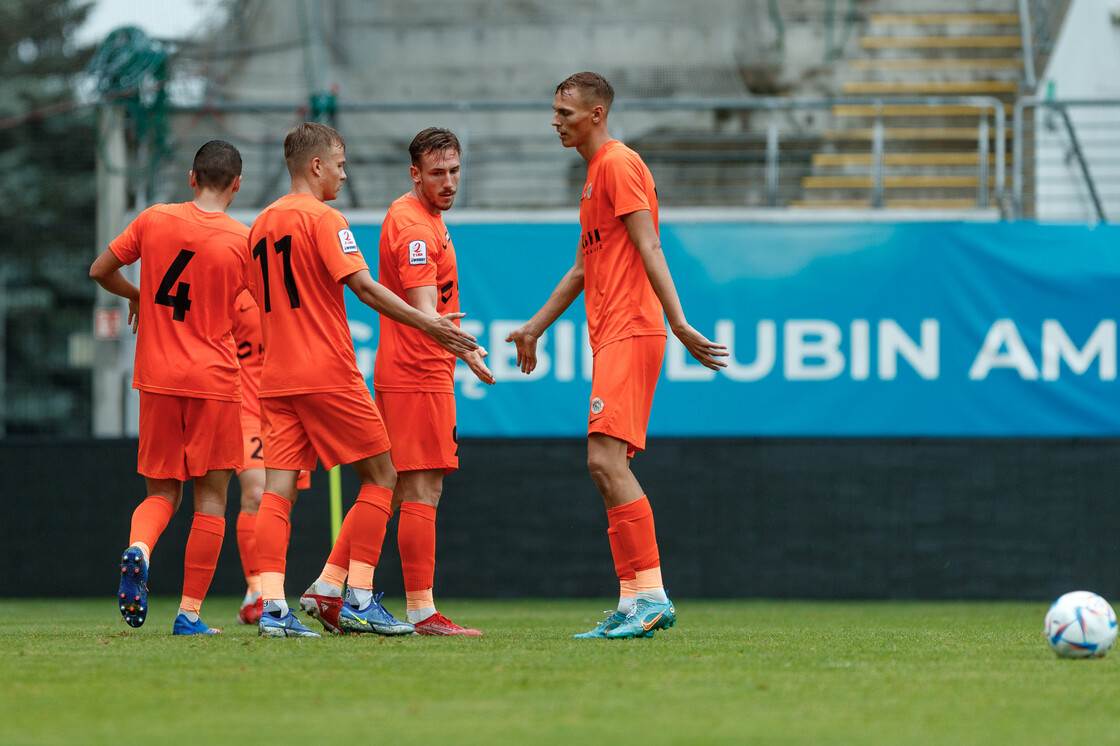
[
  {"left": 621, "top": 209, "right": 728, "bottom": 370},
  {"left": 343, "top": 269, "right": 478, "bottom": 356},
  {"left": 405, "top": 286, "right": 494, "bottom": 385},
  {"left": 89, "top": 248, "right": 140, "bottom": 333},
  {"left": 504, "top": 246, "right": 585, "bottom": 375}
]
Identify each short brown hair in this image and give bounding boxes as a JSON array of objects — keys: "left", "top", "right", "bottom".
[
  {"left": 284, "top": 122, "right": 345, "bottom": 174},
  {"left": 408, "top": 127, "right": 461, "bottom": 166},
  {"left": 192, "top": 140, "right": 241, "bottom": 190},
  {"left": 555, "top": 72, "right": 615, "bottom": 111}
]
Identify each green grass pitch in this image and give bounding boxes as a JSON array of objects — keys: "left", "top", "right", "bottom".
[{"left": 2, "top": 598, "right": 1119, "bottom": 745}]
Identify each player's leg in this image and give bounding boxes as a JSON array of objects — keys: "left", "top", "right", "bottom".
[
  {"left": 173, "top": 468, "right": 232, "bottom": 636},
  {"left": 119, "top": 392, "right": 188, "bottom": 628},
  {"left": 395, "top": 470, "right": 477, "bottom": 636},
  {"left": 335, "top": 452, "right": 414, "bottom": 635},
  {"left": 235, "top": 468, "right": 265, "bottom": 624}
]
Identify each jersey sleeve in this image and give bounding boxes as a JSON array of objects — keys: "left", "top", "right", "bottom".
[
  {"left": 315, "top": 211, "right": 368, "bottom": 283},
  {"left": 394, "top": 222, "right": 441, "bottom": 291},
  {"left": 108, "top": 207, "right": 150, "bottom": 265},
  {"left": 605, "top": 150, "right": 652, "bottom": 218}
]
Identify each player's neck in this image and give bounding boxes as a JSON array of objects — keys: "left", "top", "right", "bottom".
[
  {"left": 287, "top": 177, "right": 327, "bottom": 202},
  {"left": 578, "top": 129, "right": 613, "bottom": 164},
  {"left": 192, "top": 189, "right": 233, "bottom": 213},
  {"left": 408, "top": 188, "right": 442, "bottom": 217}
]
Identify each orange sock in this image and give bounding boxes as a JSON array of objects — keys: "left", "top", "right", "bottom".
[
  {"left": 181, "top": 513, "right": 225, "bottom": 610},
  {"left": 235, "top": 511, "right": 259, "bottom": 587},
  {"left": 323, "top": 510, "right": 352, "bottom": 580},
  {"left": 611, "top": 495, "right": 661, "bottom": 573},
  {"left": 128, "top": 496, "right": 175, "bottom": 559},
  {"left": 399, "top": 502, "right": 437, "bottom": 594},
  {"left": 344, "top": 484, "right": 393, "bottom": 572},
  {"left": 256, "top": 492, "right": 292, "bottom": 601},
  {"left": 606, "top": 510, "right": 637, "bottom": 592}
]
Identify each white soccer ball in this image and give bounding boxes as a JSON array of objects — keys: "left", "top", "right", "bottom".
[{"left": 1044, "top": 591, "right": 1119, "bottom": 659}]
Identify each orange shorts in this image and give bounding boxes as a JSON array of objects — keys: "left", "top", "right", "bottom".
[
  {"left": 589, "top": 335, "right": 666, "bottom": 456},
  {"left": 239, "top": 405, "right": 310, "bottom": 488},
  {"left": 261, "top": 388, "right": 391, "bottom": 472},
  {"left": 137, "top": 392, "right": 243, "bottom": 481},
  {"left": 375, "top": 390, "right": 458, "bottom": 474}
]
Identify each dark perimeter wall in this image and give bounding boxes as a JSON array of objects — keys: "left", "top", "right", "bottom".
[{"left": 2, "top": 438, "right": 1117, "bottom": 600}]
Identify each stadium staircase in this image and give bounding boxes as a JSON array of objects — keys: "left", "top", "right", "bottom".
[{"left": 794, "top": 3, "right": 1025, "bottom": 209}]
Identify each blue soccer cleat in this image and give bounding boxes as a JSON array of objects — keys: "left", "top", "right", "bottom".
[
  {"left": 573, "top": 609, "right": 655, "bottom": 639},
  {"left": 172, "top": 614, "right": 222, "bottom": 636},
  {"left": 337, "top": 592, "right": 415, "bottom": 636},
  {"left": 258, "top": 611, "right": 322, "bottom": 638},
  {"left": 603, "top": 598, "right": 676, "bottom": 639},
  {"left": 117, "top": 546, "right": 148, "bottom": 628}
]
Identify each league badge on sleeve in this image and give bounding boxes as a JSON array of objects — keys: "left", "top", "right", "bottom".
[
  {"left": 338, "top": 229, "right": 359, "bottom": 254},
  {"left": 409, "top": 240, "right": 428, "bottom": 265}
]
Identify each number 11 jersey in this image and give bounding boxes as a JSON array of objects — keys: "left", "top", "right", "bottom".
[
  {"left": 248, "top": 192, "right": 369, "bottom": 397},
  {"left": 109, "top": 201, "right": 249, "bottom": 401}
]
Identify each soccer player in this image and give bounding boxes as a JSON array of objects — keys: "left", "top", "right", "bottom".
[
  {"left": 300, "top": 128, "right": 493, "bottom": 637},
  {"left": 90, "top": 139, "right": 249, "bottom": 636},
  {"left": 230, "top": 288, "right": 311, "bottom": 626},
  {"left": 249, "top": 121, "right": 479, "bottom": 638},
  {"left": 505, "top": 73, "right": 728, "bottom": 639}
]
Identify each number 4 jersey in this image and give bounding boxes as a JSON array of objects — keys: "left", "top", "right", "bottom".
[
  {"left": 247, "top": 193, "right": 369, "bottom": 397},
  {"left": 109, "top": 201, "right": 249, "bottom": 401}
]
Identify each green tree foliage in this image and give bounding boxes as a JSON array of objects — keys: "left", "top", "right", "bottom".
[{"left": 0, "top": 0, "right": 97, "bottom": 435}]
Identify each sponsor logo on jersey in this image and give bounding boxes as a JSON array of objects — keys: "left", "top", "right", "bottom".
[
  {"left": 338, "top": 229, "right": 359, "bottom": 254},
  {"left": 409, "top": 240, "right": 428, "bottom": 265},
  {"left": 583, "top": 182, "right": 593, "bottom": 200}
]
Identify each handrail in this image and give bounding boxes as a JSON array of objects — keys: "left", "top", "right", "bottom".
[
  {"left": 1013, "top": 97, "right": 1119, "bottom": 221},
  {"left": 1018, "top": 0, "right": 1038, "bottom": 91},
  {"left": 168, "top": 95, "right": 1007, "bottom": 212}
]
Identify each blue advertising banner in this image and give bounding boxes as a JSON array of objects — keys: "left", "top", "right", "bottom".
[{"left": 344, "top": 220, "right": 1120, "bottom": 437}]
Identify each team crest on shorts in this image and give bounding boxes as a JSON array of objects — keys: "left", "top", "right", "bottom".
[{"left": 590, "top": 397, "right": 605, "bottom": 415}]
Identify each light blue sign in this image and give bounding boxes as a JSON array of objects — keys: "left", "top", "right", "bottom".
[{"left": 345, "top": 221, "right": 1120, "bottom": 436}]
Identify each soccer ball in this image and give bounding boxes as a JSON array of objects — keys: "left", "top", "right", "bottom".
[{"left": 1044, "top": 591, "right": 1118, "bottom": 659}]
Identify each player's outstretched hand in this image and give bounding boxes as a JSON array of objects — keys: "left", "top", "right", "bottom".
[
  {"left": 674, "top": 324, "right": 728, "bottom": 370},
  {"left": 428, "top": 312, "right": 479, "bottom": 356},
  {"left": 504, "top": 326, "right": 539, "bottom": 374},
  {"left": 128, "top": 298, "right": 139, "bottom": 334},
  {"left": 462, "top": 347, "right": 495, "bottom": 385}
]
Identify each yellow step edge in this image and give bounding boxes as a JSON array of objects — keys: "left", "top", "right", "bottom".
[
  {"left": 803, "top": 175, "right": 998, "bottom": 188},
  {"left": 832, "top": 104, "right": 1014, "bottom": 117},
  {"left": 792, "top": 199, "right": 994, "bottom": 209},
  {"left": 842, "top": 81, "right": 1018, "bottom": 94},
  {"left": 869, "top": 13, "right": 1020, "bottom": 25},
  {"left": 824, "top": 127, "right": 1006, "bottom": 140},
  {"left": 812, "top": 153, "right": 1008, "bottom": 166},
  {"left": 850, "top": 58, "right": 1023, "bottom": 70},
  {"left": 861, "top": 36, "right": 1022, "bottom": 48}
]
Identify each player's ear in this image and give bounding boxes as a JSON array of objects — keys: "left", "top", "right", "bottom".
[
  {"left": 410, "top": 165, "right": 421, "bottom": 184},
  {"left": 189, "top": 170, "right": 198, "bottom": 188},
  {"left": 231, "top": 174, "right": 242, "bottom": 193}
]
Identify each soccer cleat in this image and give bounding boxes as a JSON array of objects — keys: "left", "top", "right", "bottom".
[
  {"left": 258, "top": 611, "right": 322, "bottom": 638},
  {"left": 573, "top": 609, "right": 654, "bottom": 639},
  {"left": 413, "top": 612, "right": 483, "bottom": 637},
  {"left": 337, "top": 592, "right": 415, "bottom": 636},
  {"left": 238, "top": 596, "right": 263, "bottom": 625},
  {"left": 173, "top": 614, "right": 222, "bottom": 635},
  {"left": 603, "top": 598, "right": 676, "bottom": 639},
  {"left": 299, "top": 590, "right": 344, "bottom": 635},
  {"left": 117, "top": 546, "right": 148, "bottom": 628}
]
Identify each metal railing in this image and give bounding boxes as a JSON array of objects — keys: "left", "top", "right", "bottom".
[
  {"left": 156, "top": 95, "right": 1007, "bottom": 213},
  {"left": 1013, "top": 98, "right": 1120, "bottom": 222}
]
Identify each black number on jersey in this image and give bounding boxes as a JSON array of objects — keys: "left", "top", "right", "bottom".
[
  {"left": 252, "top": 235, "right": 301, "bottom": 312},
  {"left": 155, "top": 249, "right": 195, "bottom": 321}
]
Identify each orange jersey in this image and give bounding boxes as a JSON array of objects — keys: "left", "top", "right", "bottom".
[
  {"left": 579, "top": 140, "right": 667, "bottom": 352},
  {"left": 373, "top": 193, "right": 459, "bottom": 394},
  {"left": 232, "top": 289, "right": 264, "bottom": 419},
  {"left": 109, "top": 202, "right": 249, "bottom": 401},
  {"left": 247, "top": 193, "right": 369, "bottom": 396}
]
